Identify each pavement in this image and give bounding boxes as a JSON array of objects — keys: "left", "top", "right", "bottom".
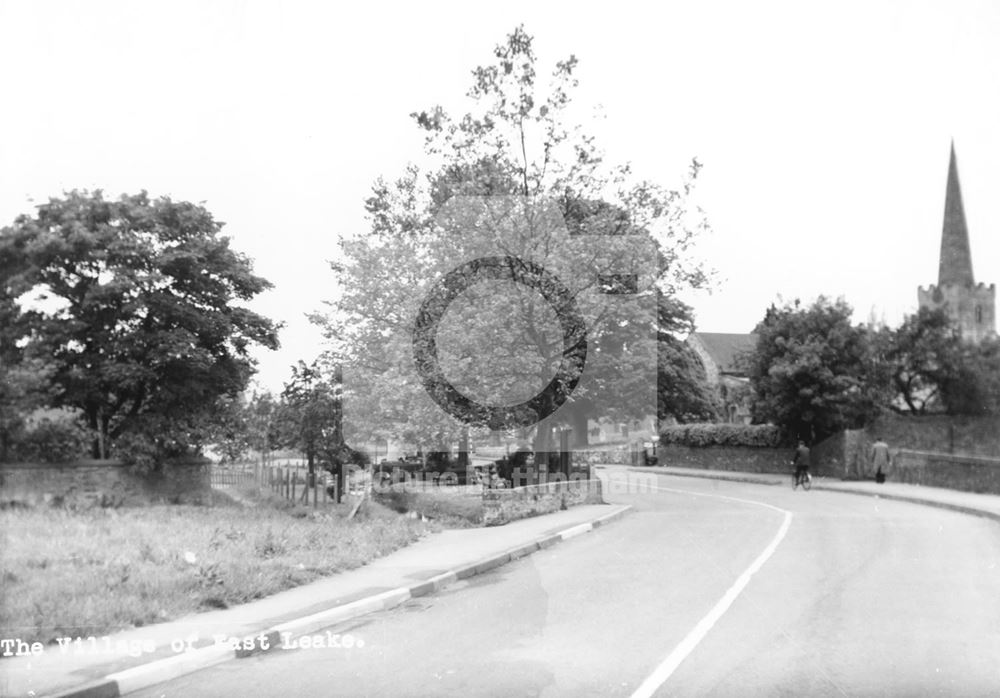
[
  {"left": 0, "top": 502, "right": 630, "bottom": 698},
  {"left": 8, "top": 465, "right": 1000, "bottom": 697},
  {"left": 625, "top": 464, "right": 1000, "bottom": 522}
]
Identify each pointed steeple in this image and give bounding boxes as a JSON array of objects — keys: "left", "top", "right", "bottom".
[{"left": 938, "top": 141, "right": 975, "bottom": 287}]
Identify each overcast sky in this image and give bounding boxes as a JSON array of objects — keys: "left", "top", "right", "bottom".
[{"left": 1, "top": 0, "right": 998, "bottom": 392}]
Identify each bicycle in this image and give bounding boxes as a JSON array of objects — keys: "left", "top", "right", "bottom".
[{"left": 792, "top": 467, "right": 812, "bottom": 491}]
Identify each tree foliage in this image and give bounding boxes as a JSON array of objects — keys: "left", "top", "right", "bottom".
[
  {"left": 657, "top": 297, "right": 720, "bottom": 424},
  {"left": 280, "top": 360, "right": 341, "bottom": 471},
  {"left": 885, "top": 307, "right": 1000, "bottom": 415},
  {"left": 747, "top": 297, "right": 887, "bottom": 443},
  {"left": 0, "top": 359, "right": 59, "bottom": 461},
  {"left": 315, "top": 27, "right": 711, "bottom": 456},
  {"left": 0, "top": 190, "right": 279, "bottom": 462}
]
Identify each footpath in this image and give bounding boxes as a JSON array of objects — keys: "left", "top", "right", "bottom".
[
  {"left": 0, "top": 503, "right": 630, "bottom": 698},
  {"left": 630, "top": 465, "right": 1000, "bottom": 522}
]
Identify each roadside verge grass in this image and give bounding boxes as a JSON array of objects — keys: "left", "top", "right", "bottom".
[
  {"left": 0, "top": 489, "right": 434, "bottom": 646},
  {"left": 375, "top": 487, "right": 484, "bottom": 528}
]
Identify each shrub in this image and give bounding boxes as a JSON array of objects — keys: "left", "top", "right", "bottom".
[
  {"left": 7, "top": 409, "right": 90, "bottom": 463},
  {"left": 659, "top": 423, "right": 785, "bottom": 448}
]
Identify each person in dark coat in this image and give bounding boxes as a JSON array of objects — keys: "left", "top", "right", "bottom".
[{"left": 792, "top": 439, "right": 811, "bottom": 486}]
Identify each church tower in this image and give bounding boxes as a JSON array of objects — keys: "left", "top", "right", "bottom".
[{"left": 917, "top": 142, "right": 996, "bottom": 343}]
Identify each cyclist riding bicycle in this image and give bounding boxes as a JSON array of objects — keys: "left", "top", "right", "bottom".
[{"left": 792, "top": 439, "right": 811, "bottom": 488}]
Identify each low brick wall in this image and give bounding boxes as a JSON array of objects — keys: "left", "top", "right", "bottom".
[
  {"left": 652, "top": 444, "right": 796, "bottom": 474},
  {"left": 575, "top": 446, "right": 630, "bottom": 467},
  {"left": 0, "top": 459, "right": 212, "bottom": 508},
  {"left": 890, "top": 450, "right": 1000, "bottom": 494},
  {"left": 483, "top": 478, "right": 604, "bottom": 526}
]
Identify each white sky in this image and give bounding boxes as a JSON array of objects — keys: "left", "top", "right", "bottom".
[{"left": 1, "top": 0, "right": 998, "bottom": 393}]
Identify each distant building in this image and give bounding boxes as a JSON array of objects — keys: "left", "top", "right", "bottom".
[
  {"left": 686, "top": 332, "right": 758, "bottom": 423},
  {"left": 917, "top": 143, "right": 996, "bottom": 343}
]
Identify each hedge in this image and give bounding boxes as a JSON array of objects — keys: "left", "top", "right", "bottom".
[{"left": 659, "top": 423, "right": 785, "bottom": 448}]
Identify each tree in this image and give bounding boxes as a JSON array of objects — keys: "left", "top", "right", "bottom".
[
  {"left": 0, "top": 190, "right": 280, "bottom": 462},
  {"left": 279, "top": 360, "right": 364, "bottom": 502},
  {"left": 208, "top": 394, "right": 253, "bottom": 464},
  {"left": 886, "top": 307, "right": 1000, "bottom": 415},
  {"left": 315, "top": 27, "right": 711, "bottom": 461},
  {"left": 0, "top": 358, "right": 56, "bottom": 462},
  {"left": 656, "top": 293, "right": 720, "bottom": 423},
  {"left": 658, "top": 337, "right": 721, "bottom": 424},
  {"left": 245, "top": 389, "right": 283, "bottom": 466},
  {"left": 747, "top": 297, "right": 886, "bottom": 443}
]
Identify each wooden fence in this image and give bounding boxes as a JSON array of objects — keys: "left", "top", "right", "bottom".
[{"left": 210, "top": 464, "right": 343, "bottom": 506}]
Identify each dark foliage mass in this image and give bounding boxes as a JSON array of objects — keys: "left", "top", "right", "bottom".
[
  {"left": 659, "top": 423, "right": 783, "bottom": 448},
  {"left": 0, "top": 190, "right": 279, "bottom": 464},
  {"left": 747, "top": 297, "right": 887, "bottom": 444},
  {"left": 744, "top": 298, "right": 1000, "bottom": 445}
]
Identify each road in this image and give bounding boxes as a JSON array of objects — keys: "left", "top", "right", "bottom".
[{"left": 132, "top": 468, "right": 1000, "bottom": 696}]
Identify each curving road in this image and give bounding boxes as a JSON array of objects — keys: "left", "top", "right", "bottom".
[{"left": 131, "top": 467, "right": 1000, "bottom": 697}]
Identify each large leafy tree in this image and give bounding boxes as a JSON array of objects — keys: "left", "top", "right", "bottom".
[
  {"left": 658, "top": 339, "right": 720, "bottom": 424},
  {"left": 886, "top": 307, "right": 1000, "bottom": 415},
  {"left": 656, "top": 292, "right": 719, "bottom": 423},
  {"left": 0, "top": 190, "right": 279, "bottom": 461},
  {"left": 747, "top": 297, "right": 887, "bottom": 443},
  {"left": 315, "top": 27, "right": 711, "bottom": 459}
]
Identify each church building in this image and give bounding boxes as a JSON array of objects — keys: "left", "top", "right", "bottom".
[{"left": 917, "top": 143, "right": 996, "bottom": 343}]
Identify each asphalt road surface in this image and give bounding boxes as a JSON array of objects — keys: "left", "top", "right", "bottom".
[{"left": 132, "top": 468, "right": 1000, "bottom": 697}]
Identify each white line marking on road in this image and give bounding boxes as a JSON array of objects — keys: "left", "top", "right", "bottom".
[{"left": 628, "top": 481, "right": 794, "bottom": 698}]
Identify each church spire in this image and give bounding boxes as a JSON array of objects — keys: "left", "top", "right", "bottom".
[{"left": 938, "top": 141, "right": 975, "bottom": 287}]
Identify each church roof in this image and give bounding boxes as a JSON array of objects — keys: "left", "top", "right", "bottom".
[
  {"left": 688, "top": 332, "right": 758, "bottom": 374},
  {"left": 939, "top": 142, "right": 975, "bottom": 287}
]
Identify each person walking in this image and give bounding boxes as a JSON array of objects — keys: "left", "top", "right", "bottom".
[
  {"left": 792, "top": 439, "right": 811, "bottom": 488},
  {"left": 871, "top": 437, "right": 892, "bottom": 483}
]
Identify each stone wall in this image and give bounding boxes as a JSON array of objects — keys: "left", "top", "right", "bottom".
[
  {"left": 0, "top": 459, "right": 213, "bottom": 508},
  {"left": 810, "top": 414, "right": 1000, "bottom": 482},
  {"left": 483, "top": 478, "right": 604, "bottom": 526},
  {"left": 866, "top": 413, "right": 1000, "bottom": 458},
  {"left": 811, "top": 430, "right": 871, "bottom": 479},
  {"left": 891, "top": 450, "right": 1000, "bottom": 494}
]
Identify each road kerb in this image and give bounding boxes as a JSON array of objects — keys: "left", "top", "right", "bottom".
[
  {"left": 271, "top": 588, "right": 412, "bottom": 639},
  {"left": 106, "top": 644, "right": 234, "bottom": 697},
  {"left": 628, "top": 465, "right": 1000, "bottom": 525},
  {"left": 507, "top": 541, "right": 541, "bottom": 559},
  {"left": 559, "top": 522, "right": 593, "bottom": 540},
  {"left": 48, "top": 679, "right": 120, "bottom": 698},
  {"left": 44, "top": 505, "right": 632, "bottom": 698},
  {"left": 811, "top": 486, "right": 1000, "bottom": 523},
  {"left": 409, "top": 571, "right": 458, "bottom": 598}
]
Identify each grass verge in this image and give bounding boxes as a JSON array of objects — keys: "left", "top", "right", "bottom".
[
  {"left": 375, "top": 487, "right": 484, "bottom": 527},
  {"left": 0, "top": 488, "right": 434, "bottom": 646}
]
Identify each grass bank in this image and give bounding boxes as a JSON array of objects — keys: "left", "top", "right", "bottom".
[
  {"left": 375, "top": 487, "right": 484, "bottom": 527},
  {"left": 0, "top": 488, "right": 434, "bottom": 646}
]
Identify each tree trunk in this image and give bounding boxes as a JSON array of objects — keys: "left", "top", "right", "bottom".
[
  {"left": 570, "top": 408, "right": 590, "bottom": 447},
  {"left": 533, "top": 423, "right": 553, "bottom": 477},
  {"left": 99, "top": 411, "right": 110, "bottom": 460},
  {"left": 458, "top": 428, "right": 469, "bottom": 469},
  {"left": 87, "top": 407, "right": 98, "bottom": 458}
]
